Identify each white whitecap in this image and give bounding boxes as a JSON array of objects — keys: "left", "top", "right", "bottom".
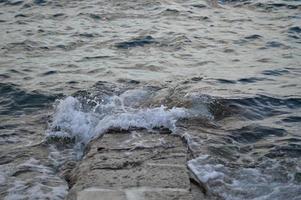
[{"left": 47, "top": 93, "right": 190, "bottom": 145}]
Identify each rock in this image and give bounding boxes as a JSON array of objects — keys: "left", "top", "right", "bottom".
[{"left": 66, "top": 131, "right": 206, "bottom": 200}]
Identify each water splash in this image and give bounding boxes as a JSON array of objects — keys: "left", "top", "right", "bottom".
[{"left": 46, "top": 91, "right": 190, "bottom": 146}]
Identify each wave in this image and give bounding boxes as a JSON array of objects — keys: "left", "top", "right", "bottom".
[
  {"left": 0, "top": 83, "right": 60, "bottom": 115},
  {"left": 214, "top": 95, "right": 301, "bottom": 120},
  {"left": 44, "top": 84, "right": 301, "bottom": 200},
  {"left": 46, "top": 96, "right": 188, "bottom": 146}
]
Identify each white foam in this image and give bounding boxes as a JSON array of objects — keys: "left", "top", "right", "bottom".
[
  {"left": 47, "top": 96, "right": 96, "bottom": 142},
  {"left": 94, "top": 105, "right": 187, "bottom": 136},
  {"left": 47, "top": 94, "right": 189, "bottom": 145}
]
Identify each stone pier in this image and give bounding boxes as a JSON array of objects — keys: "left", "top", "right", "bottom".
[{"left": 65, "top": 131, "right": 207, "bottom": 200}]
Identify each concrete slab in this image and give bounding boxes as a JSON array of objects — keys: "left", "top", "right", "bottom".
[
  {"left": 66, "top": 131, "right": 201, "bottom": 200},
  {"left": 77, "top": 188, "right": 127, "bottom": 200}
]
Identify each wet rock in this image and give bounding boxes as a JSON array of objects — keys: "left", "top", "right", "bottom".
[{"left": 66, "top": 131, "right": 207, "bottom": 199}]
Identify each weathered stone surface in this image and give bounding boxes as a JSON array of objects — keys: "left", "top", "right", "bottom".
[
  {"left": 66, "top": 131, "right": 207, "bottom": 200},
  {"left": 77, "top": 188, "right": 127, "bottom": 200},
  {"left": 76, "top": 187, "right": 193, "bottom": 200}
]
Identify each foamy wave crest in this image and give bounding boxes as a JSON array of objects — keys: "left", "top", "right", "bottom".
[
  {"left": 47, "top": 96, "right": 96, "bottom": 143},
  {"left": 46, "top": 95, "right": 188, "bottom": 145},
  {"left": 94, "top": 105, "right": 187, "bottom": 135}
]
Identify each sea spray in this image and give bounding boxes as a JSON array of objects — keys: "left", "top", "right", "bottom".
[{"left": 46, "top": 95, "right": 190, "bottom": 147}]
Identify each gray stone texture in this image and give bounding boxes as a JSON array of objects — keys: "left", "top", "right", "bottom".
[{"left": 66, "top": 131, "right": 207, "bottom": 200}]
